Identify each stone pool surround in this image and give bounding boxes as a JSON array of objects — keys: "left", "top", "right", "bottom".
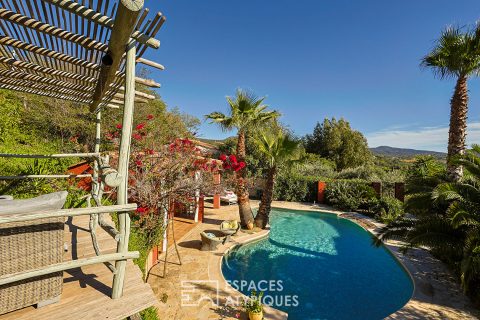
[
  {"left": 211, "top": 202, "right": 480, "bottom": 320},
  {"left": 150, "top": 201, "right": 479, "bottom": 319}
]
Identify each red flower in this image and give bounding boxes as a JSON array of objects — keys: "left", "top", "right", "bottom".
[
  {"left": 136, "top": 123, "right": 146, "bottom": 130},
  {"left": 105, "top": 132, "right": 114, "bottom": 140},
  {"left": 133, "top": 133, "right": 142, "bottom": 141},
  {"left": 238, "top": 161, "right": 246, "bottom": 169},
  {"left": 146, "top": 148, "right": 155, "bottom": 155},
  {"left": 229, "top": 154, "right": 237, "bottom": 163},
  {"left": 219, "top": 154, "right": 227, "bottom": 161},
  {"left": 135, "top": 160, "right": 143, "bottom": 167},
  {"left": 116, "top": 124, "right": 122, "bottom": 129},
  {"left": 135, "top": 207, "right": 148, "bottom": 216},
  {"left": 223, "top": 163, "right": 231, "bottom": 170},
  {"left": 147, "top": 114, "right": 154, "bottom": 120}
]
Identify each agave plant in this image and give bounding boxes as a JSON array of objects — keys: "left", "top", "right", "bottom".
[{"left": 376, "top": 145, "right": 480, "bottom": 295}]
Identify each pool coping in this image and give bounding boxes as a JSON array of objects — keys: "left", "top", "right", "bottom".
[{"left": 209, "top": 201, "right": 479, "bottom": 320}]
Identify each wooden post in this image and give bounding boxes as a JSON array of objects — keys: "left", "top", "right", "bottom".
[
  {"left": 317, "top": 181, "right": 326, "bottom": 204},
  {"left": 394, "top": 182, "right": 405, "bottom": 202},
  {"left": 194, "top": 171, "right": 201, "bottom": 222},
  {"left": 111, "top": 40, "right": 136, "bottom": 299},
  {"left": 213, "top": 173, "right": 221, "bottom": 209},
  {"left": 371, "top": 182, "right": 382, "bottom": 198},
  {"left": 91, "top": 0, "right": 144, "bottom": 112}
]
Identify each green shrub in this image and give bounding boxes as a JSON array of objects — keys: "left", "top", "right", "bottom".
[
  {"left": 273, "top": 174, "right": 321, "bottom": 202},
  {"left": 140, "top": 307, "right": 159, "bottom": 320},
  {"left": 325, "top": 179, "right": 376, "bottom": 211},
  {"left": 368, "top": 196, "right": 404, "bottom": 224}
]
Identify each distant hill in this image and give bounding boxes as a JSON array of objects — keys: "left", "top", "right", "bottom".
[{"left": 370, "top": 146, "right": 446, "bottom": 159}]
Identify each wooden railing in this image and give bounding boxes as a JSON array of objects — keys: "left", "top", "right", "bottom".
[{"left": 0, "top": 204, "right": 138, "bottom": 290}]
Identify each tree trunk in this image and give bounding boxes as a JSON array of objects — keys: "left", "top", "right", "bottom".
[
  {"left": 255, "top": 167, "right": 276, "bottom": 229},
  {"left": 235, "top": 129, "right": 254, "bottom": 228},
  {"left": 447, "top": 75, "right": 469, "bottom": 182}
]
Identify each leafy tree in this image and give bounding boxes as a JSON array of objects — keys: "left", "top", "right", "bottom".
[
  {"left": 304, "top": 118, "right": 372, "bottom": 170},
  {"left": 421, "top": 25, "right": 480, "bottom": 181},
  {"left": 253, "top": 128, "right": 304, "bottom": 228},
  {"left": 376, "top": 146, "right": 480, "bottom": 302},
  {"left": 205, "top": 89, "right": 280, "bottom": 228}
]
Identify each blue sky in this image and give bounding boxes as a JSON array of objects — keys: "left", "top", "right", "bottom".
[{"left": 143, "top": 0, "right": 480, "bottom": 151}]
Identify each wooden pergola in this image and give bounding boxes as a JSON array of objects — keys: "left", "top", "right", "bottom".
[{"left": 0, "top": 0, "right": 165, "bottom": 317}]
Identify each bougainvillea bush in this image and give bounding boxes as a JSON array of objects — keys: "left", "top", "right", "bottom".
[
  {"left": 108, "top": 116, "right": 219, "bottom": 249},
  {"left": 107, "top": 116, "right": 245, "bottom": 253}
]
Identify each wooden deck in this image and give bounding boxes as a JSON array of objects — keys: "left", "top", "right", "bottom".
[{"left": 0, "top": 214, "right": 158, "bottom": 320}]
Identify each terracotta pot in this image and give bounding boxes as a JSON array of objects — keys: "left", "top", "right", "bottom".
[{"left": 248, "top": 310, "right": 263, "bottom": 320}]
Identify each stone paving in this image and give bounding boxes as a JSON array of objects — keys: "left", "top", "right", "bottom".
[{"left": 147, "top": 201, "right": 480, "bottom": 320}]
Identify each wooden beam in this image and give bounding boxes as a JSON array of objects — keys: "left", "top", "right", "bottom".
[
  {"left": 91, "top": 0, "right": 144, "bottom": 112},
  {"left": 136, "top": 57, "right": 164, "bottom": 70},
  {"left": 0, "top": 8, "right": 107, "bottom": 51},
  {"left": 0, "top": 252, "right": 139, "bottom": 286},
  {"left": 42, "top": 0, "right": 161, "bottom": 49},
  {"left": 0, "top": 153, "right": 100, "bottom": 158},
  {"left": 0, "top": 174, "right": 92, "bottom": 180},
  {"left": 118, "top": 86, "right": 155, "bottom": 100}
]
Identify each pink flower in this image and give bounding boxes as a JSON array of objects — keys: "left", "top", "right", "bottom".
[
  {"left": 229, "top": 154, "right": 237, "bottom": 163},
  {"left": 235, "top": 312, "right": 241, "bottom": 319},
  {"left": 133, "top": 133, "right": 142, "bottom": 141},
  {"left": 136, "top": 123, "right": 146, "bottom": 130},
  {"left": 219, "top": 154, "right": 227, "bottom": 161},
  {"left": 147, "top": 114, "right": 154, "bottom": 120},
  {"left": 105, "top": 132, "right": 114, "bottom": 140},
  {"left": 116, "top": 124, "right": 122, "bottom": 129}
]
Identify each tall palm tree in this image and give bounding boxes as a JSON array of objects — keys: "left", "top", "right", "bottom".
[
  {"left": 254, "top": 128, "right": 304, "bottom": 229},
  {"left": 375, "top": 145, "right": 480, "bottom": 295},
  {"left": 206, "top": 89, "right": 280, "bottom": 228},
  {"left": 421, "top": 25, "right": 480, "bottom": 181}
]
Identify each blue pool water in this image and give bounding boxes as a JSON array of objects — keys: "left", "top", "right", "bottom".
[{"left": 222, "top": 208, "right": 413, "bottom": 320}]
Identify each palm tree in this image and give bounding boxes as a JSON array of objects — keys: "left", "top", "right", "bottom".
[
  {"left": 206, "top": 89, "right": 280, "bottom": 228},
  {"left": 253, "top": 128, "right": 304, "bottom": 229},
  {"left": 375, "top": 145, "right": 480, "bottom": 295},
  {"left": 421, "top": 25, "right": 480, "bottom": 181}
]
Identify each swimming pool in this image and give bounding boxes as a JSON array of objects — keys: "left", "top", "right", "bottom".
[{"left": 222, "top": 208, "right": 413, "bottom": 320}]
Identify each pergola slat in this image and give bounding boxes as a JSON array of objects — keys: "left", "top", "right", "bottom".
[
  {"left": 0, "top": 68, "right": 154, "bottom": 100},
  {"left": 0, "top": 7, "right": 108, "bottom": 52},
  {"left": 0, "top": 35, "right": 100, "bottom": 71},
  {"left": 42, "top": 0, "right": 161, "bottom": 49},
  {"left": 0, "top": 81, "right": 120, "bottom": 108},
  {"left": 0, "top": 0, "right": 162, "bottom": 111}
]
